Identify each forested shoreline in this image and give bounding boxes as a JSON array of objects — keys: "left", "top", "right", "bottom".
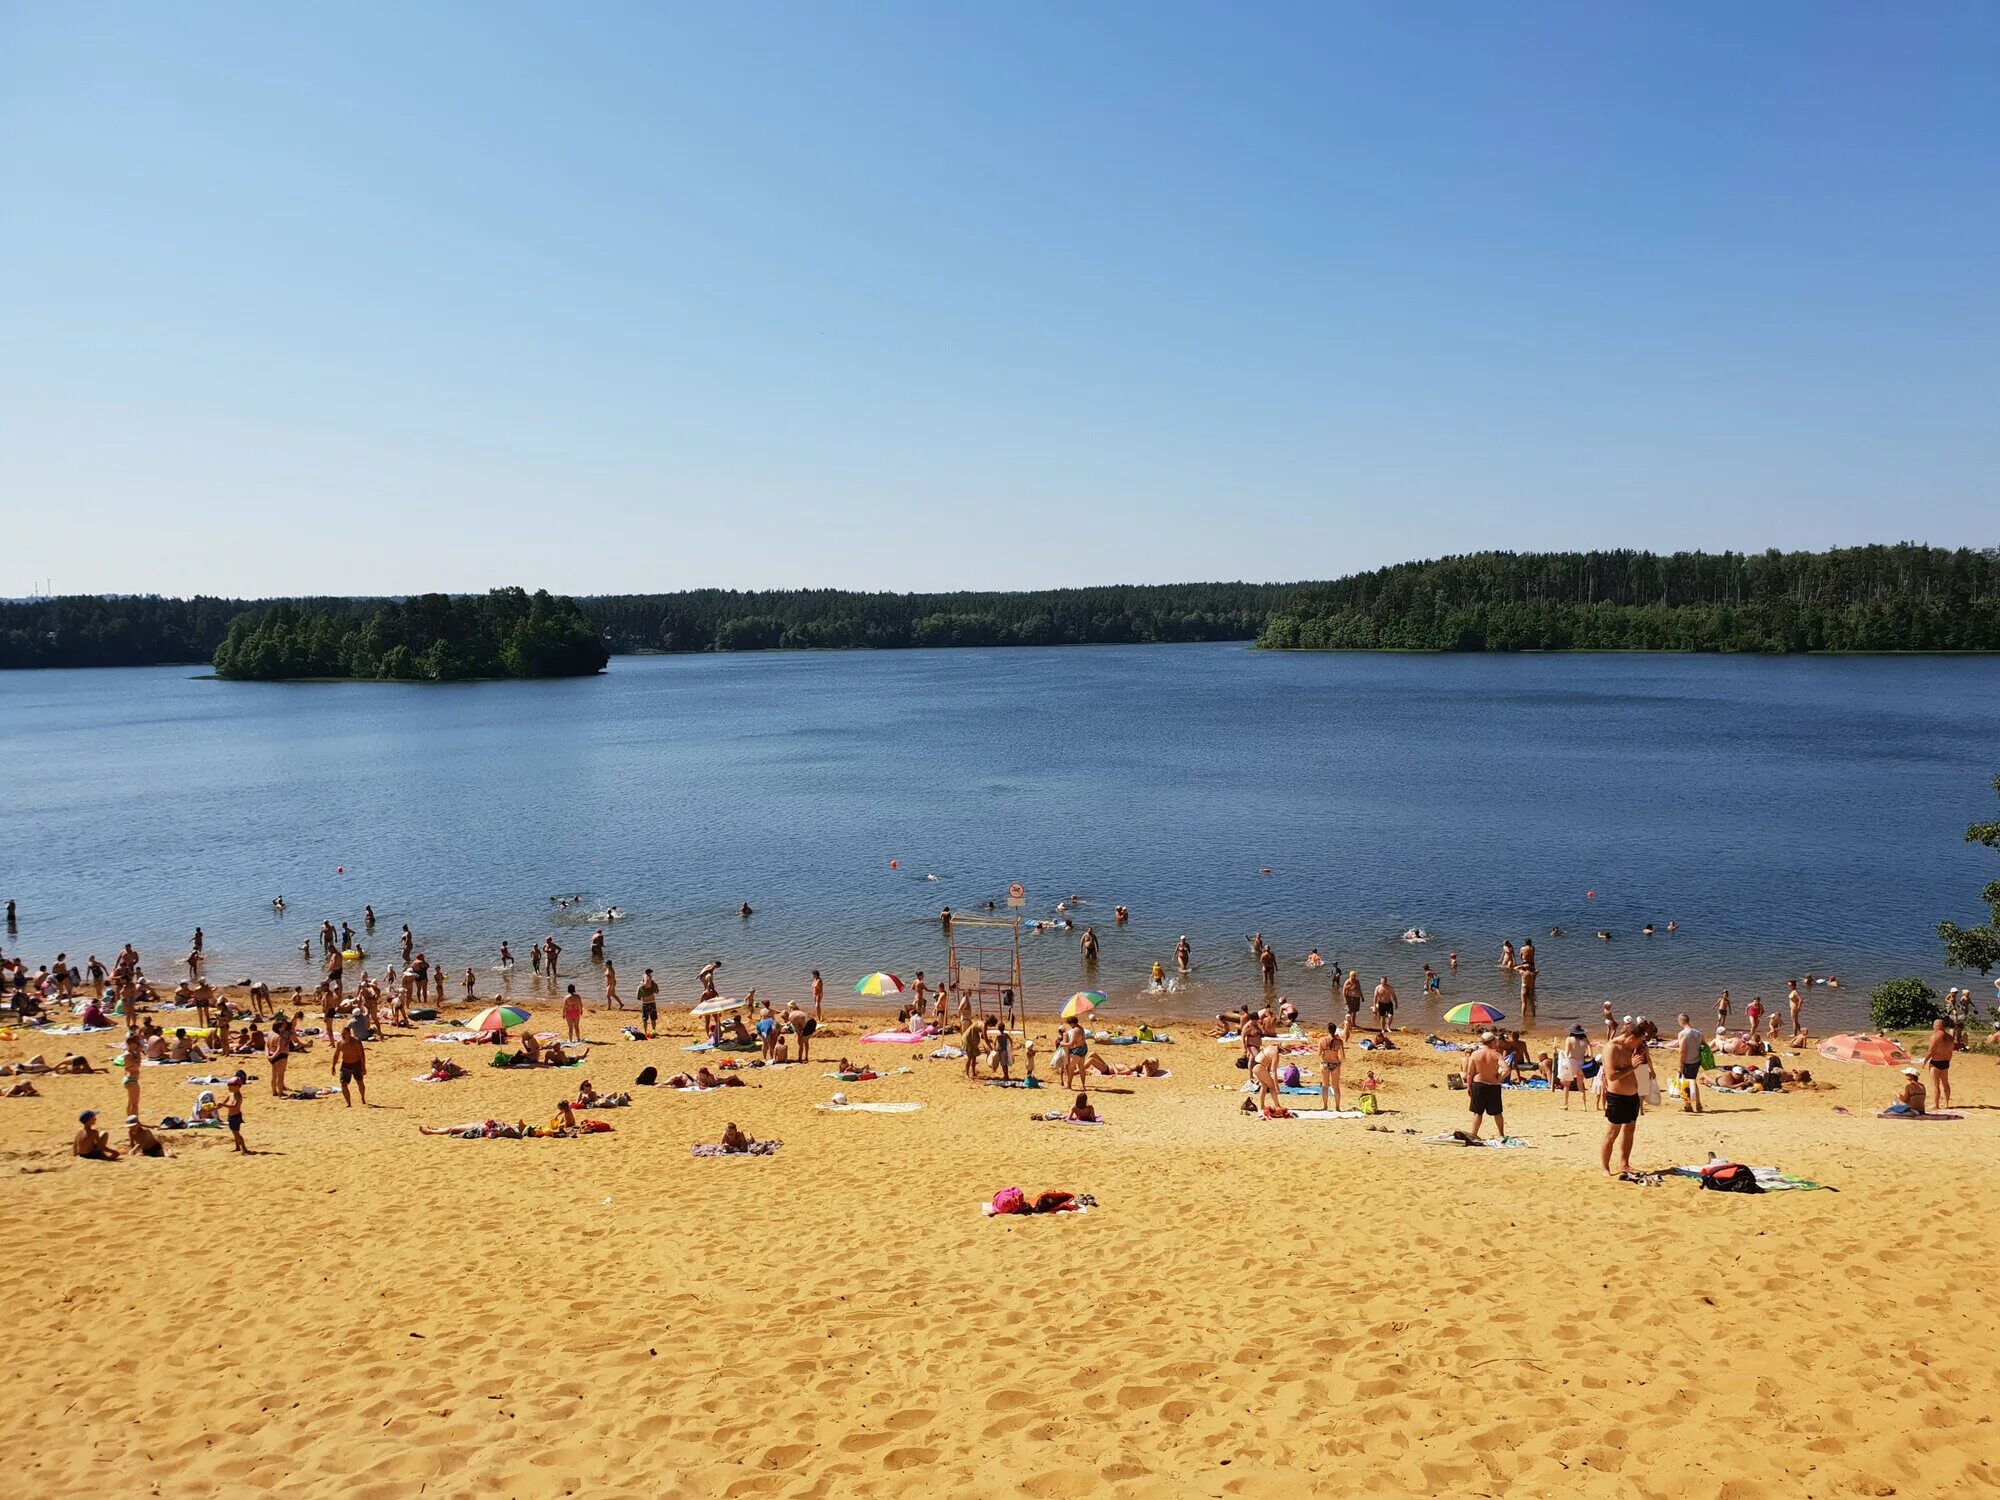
[
  {"left": 2, "top": 546, "right": 1995, "bottom": 672},
  {"left": 211, "top": 590, "right": 608, "bottom": 681},
  {"left": 1258, "top": 546, "right": 2000, "bottom": 653}
]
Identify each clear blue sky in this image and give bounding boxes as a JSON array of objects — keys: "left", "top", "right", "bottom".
[{"left": 2, "top": 2, "right": 1994, "bottom": 597}]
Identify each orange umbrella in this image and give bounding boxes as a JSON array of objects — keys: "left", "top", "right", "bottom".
[{"left": 1817, "top": 1033, "right": 1911, "bottom": 1067}]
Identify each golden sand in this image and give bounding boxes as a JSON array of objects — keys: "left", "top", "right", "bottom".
[{"left": 4, "top": 1000, "right": 1997, "bottom": 1499}]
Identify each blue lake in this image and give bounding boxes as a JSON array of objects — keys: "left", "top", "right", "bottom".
[{"left": 4, "top": 645, "right": 1996, "bottom": 1031}]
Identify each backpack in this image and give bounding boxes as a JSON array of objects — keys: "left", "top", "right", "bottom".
[
  {"left": 1699, "top": 1161, "right": 1763, "bottom": 1194},
  {"left": 991, "top": 1187, "right": 1026, "bottom": 1215},
  {"left": 1358, "top": 1092, "right": 1379, "bottom": 1115},
  {"left": 1697, "top": 1042, "right": 1716, "bottom": 1071},
  {"left": 635, "top": 1065, "right": 658, "bottom": 1087}
]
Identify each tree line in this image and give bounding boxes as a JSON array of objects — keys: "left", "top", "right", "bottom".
[
  {"left": 1257, "top": 545, "right": 2000, "bottom": 653},
  {"left": 3, "top": 547, "right": 1996, "bottom": 671},
  {"left": 212, "top": 589, "right": 608, "bottom": 681}
]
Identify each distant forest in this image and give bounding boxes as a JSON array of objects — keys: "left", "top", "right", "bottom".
[
  {"left": 1258, "top": 545, "right": 2000, "bottom": 653},
  {"left": 1, "top": 546, "right": 1995, "bottom": 671},
  {"left": 212, "top": 589, "right": 608, "bottom": 682}
]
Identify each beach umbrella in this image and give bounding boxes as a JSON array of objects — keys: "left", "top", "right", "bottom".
[
  {"left": 1062, "top": 991, "right": 1105, "bottom": 1020},
  {"left": 1444, "top": 1002, "right": 1506, "bottom": 1027},
  {"left": 469, "top": 1004, "right": 530, "bottom": 1033},
  {"left": 1817, "top": 1033, "right": 1910, "bottom": 1067},
  {"left": 691, "top": 996, "right": 746, "bottom": 1017},
  {"left": 853, "top": 972, "right": 905, "bottom": 996}
]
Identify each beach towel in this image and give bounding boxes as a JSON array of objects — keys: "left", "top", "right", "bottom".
[
  {"left": 683, "top": 1040, "right": 757, "bottom": 1053},
  {"left": 1669, "top": 1164, "right": 1833, "bottom": 1191},
  {"left": 1273, "top": 1109, "right": 1366, "bottom": 1120},
  {"left": 1428, "top": 1038, "right": 1471, "bottom": 1052},
  {"left": 424, "top": 1031, "right": 485, "bottom": 1044},
  {"left": 1425, "top": 1132, "right": 1534, "bottom": 1148},
  {"left": 1876, "top": 1109, "right": 1962, "bottom": 1121},
  {"left": 1031, "top": 1113, "right": 1106, "bottom": 1125},
  {"left": 814, "top": 1100, "right": 922, "bottom": 1113},
  {"left": 860, "top": 1030, "right": 935, "bottom": 1045},
  {"left": 690, "top": 1141, "right": 783, "bottom": 1157},
  {"left": 930, "top": 1046, "right": 966, "bottom": 1059},
  {"left": 1239, "top": 1080, "right": 1323, "bottom": 1096},
  {"left": 1503, "top": 1078, "right": 1550, "bottom": 1090},
  {"left": 986, "top": 1078, "right": 1045, "bottom": 1089},
  {"left": 283, "top": 1087, "right": 338, "bottom": 1099},
  {"left": 187, "top": 1073, "right": 256, "bottom": 1085}
]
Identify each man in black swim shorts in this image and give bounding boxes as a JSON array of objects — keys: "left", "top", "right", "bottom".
[{"left": 1462, "top": 1032, "right": 1506, "bottom": 1141}]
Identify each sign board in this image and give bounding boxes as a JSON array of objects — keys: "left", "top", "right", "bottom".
[
  {"left": 1007, "top": 882, "right": 1026, "bottom": 908},
  {"left": 959, "top": 967, "right": 981, "bottom": 993}
]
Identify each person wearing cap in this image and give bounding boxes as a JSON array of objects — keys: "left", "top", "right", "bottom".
[
  {"left": 1462, "top": 1031, "right": 1507, "bottom": 1140},
  {"left": 127, "top": 1116, "right": 166, "bottom": 1158},
  {"left": 73, "top": 1110, "right": 120, "bottom": 1160}
]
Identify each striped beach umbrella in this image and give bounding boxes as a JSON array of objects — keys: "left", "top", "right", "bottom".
[
  {"left": 1062, "top": 991, "right": 1105, "bottom": 1020},
  {"left": 853, "top": 972, "right": 905, "bottom": 996},
  {"left": 469, "top": 1004, "right": 530, "bottom": 1033},
  {"left": 691, "top": 996, "right": 746, "bottom": 1017},
  {"left": 1443, "top": 1002, "right": 1506, "bottom": 1026}
]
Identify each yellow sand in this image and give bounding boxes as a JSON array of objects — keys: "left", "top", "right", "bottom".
[{"left": 4, "top": 1004, "right": 1997, "bottom": 1498}]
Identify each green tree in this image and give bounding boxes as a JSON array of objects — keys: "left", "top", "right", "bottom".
[{"left": 1937, "top": 774, "right": 2000, "bottom": 978}]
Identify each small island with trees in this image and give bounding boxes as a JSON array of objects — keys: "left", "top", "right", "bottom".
[{"left": 211, "top": 588, "right": 609, "bottom": 681}]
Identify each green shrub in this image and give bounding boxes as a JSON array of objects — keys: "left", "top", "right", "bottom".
[{"left": 1868, "top": 977, "right": 1941, "bottom": 1032}]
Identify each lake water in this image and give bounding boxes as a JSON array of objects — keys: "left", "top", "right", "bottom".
[{"left": 4, "top": 646, "right": 1996, "bottom": 1032}]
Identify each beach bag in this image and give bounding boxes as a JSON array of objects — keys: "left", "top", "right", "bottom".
[
  {"left": 1699, "top": 1162, "right": 1763, "bottom": 1195},
  {"left": 1358, "top": 1093, "right": 1379, "bottom": 1115},
  {"left": 1032, "top": 1190, "right": 1077, "bottom": 1214},
  {"left": 635, "top": 1065, "right": 658, "bottom": 1087},
  {"left": 1697, "top": 1042, "right": 1715, "bottom": 1071},
  {"left": 991, "top": 1187, "right": 1027, "bottom": 1215}
]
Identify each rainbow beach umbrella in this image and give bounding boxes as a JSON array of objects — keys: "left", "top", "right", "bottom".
[
  {"left": 853, "top": 972, "right": 906, "bottom": 996},
  {"left": 469, "top": 1004, "right": 530, "bottom": 1033},
  {"left": 1443, "top": 1002, "right": 1505, "bottom": 1027},
  {"left": 1062, "top": 991, "right": 1105, "bottom": 1020}
]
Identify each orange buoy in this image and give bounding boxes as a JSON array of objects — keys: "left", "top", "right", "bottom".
[{"left": 889, "top": 860, "right": 899, "bottom": 870}]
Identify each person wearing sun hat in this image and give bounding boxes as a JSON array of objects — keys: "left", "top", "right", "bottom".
[
  {"left": 126, "top": 1115, "right": 166, "bottom": 1158},
  {"left": 1889, "top": 1068, "right": 1928, "bottom": 1116}
]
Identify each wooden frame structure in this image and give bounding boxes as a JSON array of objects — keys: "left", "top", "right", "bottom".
[{"left": 944, "top": 914, "right": 1025, "bottom": 1030}]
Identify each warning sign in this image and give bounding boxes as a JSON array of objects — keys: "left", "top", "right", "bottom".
[{"left": 1007, "top": 882, "right": 1026, "bottom": 908}]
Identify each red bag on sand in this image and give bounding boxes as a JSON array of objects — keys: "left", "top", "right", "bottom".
[
  {"left": 1031, "top": 1190, "right": 1077, "bottom": 1214},
  {"left": 992, "top": 1187, "right": 1027, "bottom": 1215}
]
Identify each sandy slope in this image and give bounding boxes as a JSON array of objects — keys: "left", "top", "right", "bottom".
[{"left": 3, "top": 1004, "right": 1996, "bottom": 1499}]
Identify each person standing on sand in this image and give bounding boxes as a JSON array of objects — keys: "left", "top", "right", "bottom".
[
  {"left": 122, "top": 1030, "right": 143, "bottom": 1119},
  {"left": 222, "top": 1069, "right": 249, "bottom": 1153},
  {"left": 334, "top": 1023, "right": 368, "bottom": 1108},
  {"left": 1602, "top": 999, "right": 1616, "bottom": 1041},
  {"left": 962, "top": 1015, "right": 984, "bottom": 1079},
  {"left": 993, "top": 1019, "right": 1014, "bottom": 1082},
  {"left": 1341, "top": 970, "right": 1363, "bottom": 1037},
  {"left": 786, "top": 1002, "right": 817, "bottom": 1064},
  {"left": 1555, "top": 1025, "right": 1590, "bottom": 1109},
  {"left": 1318, "top": 1024, "right": 1345, "bottom": 1112},
  {"left": 1599, "top": 1022, "right": 1643, "bottom": 1177},
  {"left": 1787, "top": 980, "right": 1804, "bottom": 1038},
  {"left": 1923, "top": 1018, "right": 1955, "bottom": 1111},
  {"left": 266, "top": 1014, "right": 290, "bottom": 1098},
  {"left": 563, "top": 984, "right": 585, "bottom": 1041},
  {"left": 1253, "top": 1032, "right": 1283, "bottom": 1115},
  {"left": 1746, "top": 994, "right": 1765, "bottom": 1042},
  {"left": 1674, "top": 1013, "right": 1704, "bottom": 1114},
  {"left": 638, "top": 968, "right": 660, "bottom": 1034},
  {"left": 1372, "top": 976, "right": 1397, "bottom": 1035},
  {"left": 1463, "top": 1031, "right": 1506, "bottom": 1140}
]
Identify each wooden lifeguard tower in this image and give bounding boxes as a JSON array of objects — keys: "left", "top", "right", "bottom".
[{"left": 944, "top": 914, "right": 1025, "bottom": 1031}]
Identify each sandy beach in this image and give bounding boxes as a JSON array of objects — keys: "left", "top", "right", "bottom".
[{"left": 5, "top": 995, "right": 1998, "bottom": 1499}]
